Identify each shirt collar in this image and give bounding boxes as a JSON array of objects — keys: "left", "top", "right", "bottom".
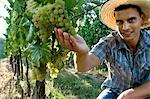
[{"left": 113, "top": 30, "right": 145, "bottom": 51}]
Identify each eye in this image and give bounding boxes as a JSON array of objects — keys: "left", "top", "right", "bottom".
[
  {"left": 128, "top": 17, "right": 136, "bottom": 23},
  {"left": 116, "top": 20, "right": 123, "bottom": 25}
]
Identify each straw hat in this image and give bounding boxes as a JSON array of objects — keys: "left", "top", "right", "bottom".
[{"left": 100, "top": 0, "right": 150, "bottom": 30}]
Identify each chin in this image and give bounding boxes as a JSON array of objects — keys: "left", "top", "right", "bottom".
[{"left": 123, "top": 37, "right": 134, "bottom": 41}]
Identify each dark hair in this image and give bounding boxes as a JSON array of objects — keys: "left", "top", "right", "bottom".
[{"left": 114, "top": 4, "right": 143, "bottom": 16}]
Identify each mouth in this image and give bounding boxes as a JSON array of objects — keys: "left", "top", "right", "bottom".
[{"left": 122, "top": 32, "right": 132, "bottom": 37}]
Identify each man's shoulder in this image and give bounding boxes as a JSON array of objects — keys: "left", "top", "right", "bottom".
[
  {"left": 95, "top": 31, "right": 118, "bottom": 49},
  {"left": 100, "top": 31, "right": 117, "bottom": 42}
]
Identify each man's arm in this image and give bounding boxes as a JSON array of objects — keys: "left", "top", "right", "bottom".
[
  {"left": 133, "top": 82, "right": 150, "bottom": 97},
  {"left": 117, "top": 82, "right": 150, "bottom": 99},
  {"left": 74, "top": 52, "right": 100, "bottom": 72}
]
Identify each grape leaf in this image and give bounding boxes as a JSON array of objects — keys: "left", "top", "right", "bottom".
[
  {"left": 13, "top": 0, "right": 25, "bottom": 14},
  {"left": 65, "top": 0, "right": 76, "bottom": 9}
]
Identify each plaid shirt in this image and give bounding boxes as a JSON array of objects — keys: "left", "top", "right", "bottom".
[{"left": 90, "top": 29, "right": 150, "bottom": 95}]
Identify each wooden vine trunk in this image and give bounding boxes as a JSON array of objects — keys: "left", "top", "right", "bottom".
[{"left": 32, "top": 80, "right": 46, "bottom": 99}]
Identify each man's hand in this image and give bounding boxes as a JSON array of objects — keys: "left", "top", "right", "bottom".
[
  {"left": 54, "top": 28, "right": 90, "bottom": 54},
  {"left": 117, "top": 89, "right": 146, "bottom": 99},
  {"left": 117, "top": 88, "right": 144, "bottom": 99},
  {"left": 55, "top": 28, "right": 100, "bottom": 72},
  {"left": 117, "top": 81, "right": 150, "bottom": 99},
  {"left": 117, "top": 89, "right": 135, "bottom": 99}
]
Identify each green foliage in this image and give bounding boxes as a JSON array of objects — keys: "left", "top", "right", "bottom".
[
  {"left": 34, "top": 0, "right": 55, "bottom": 4},
  {"left": 78, "top": 8, "right": 112, "bottom": 48},
  {"left": 13, "top": 0, "right": 25, "bottom": 14},
  {"left": 65, "top": 0, "right": 76, "bottom": 8},
  {"left": 26, "top": 42, "right": 51, "bottom": 67},
  {"left": 8, "top": 0, "right": 14, "bottom": 8}
]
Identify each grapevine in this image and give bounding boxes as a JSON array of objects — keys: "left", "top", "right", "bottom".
[
  {"left": 30, "top": 0, "right": 77, "bottom": 79},
  {"left": 5, "top": 0, "right": 103, "bottom": 98}
]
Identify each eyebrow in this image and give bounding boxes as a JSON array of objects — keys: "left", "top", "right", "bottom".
[
  {"left": 127, "top": 17, "right": 137, "bottom": 21},
  {"left": 116, "top": 17, "right": 137, "bottom": 22}
]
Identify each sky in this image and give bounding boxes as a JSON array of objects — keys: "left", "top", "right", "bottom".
[{"left": 0, "top": 0, "right": 9, "bottom": 38}]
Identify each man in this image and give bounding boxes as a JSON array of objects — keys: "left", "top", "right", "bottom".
[{"left": 55, "top": 0, "right": 150, "bottom": 99}]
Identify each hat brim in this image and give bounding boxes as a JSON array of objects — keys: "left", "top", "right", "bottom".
[{"left": 100, "top": 0, "right": 150, "bottom": 30}]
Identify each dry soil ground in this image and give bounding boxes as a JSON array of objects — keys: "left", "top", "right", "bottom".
[{"left": 0, "top": 59, "right": 20, "bottom": 99}]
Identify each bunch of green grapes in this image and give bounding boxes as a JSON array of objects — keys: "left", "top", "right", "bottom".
[
  {"left": 32, "top": 0, "right": 76, "bottom": 42},
  {"left": 47, "top": 47, "right": 69, "bottom": 78},
  {"left": 31, "top": 0, "right": 77, "bottom": 79}
]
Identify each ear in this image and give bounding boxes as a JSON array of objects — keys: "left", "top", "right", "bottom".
[{"left": 140, "top": 14, "right": 145, "bottom": 24}]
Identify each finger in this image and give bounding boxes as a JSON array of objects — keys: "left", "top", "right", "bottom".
[
  {"left": 57, "top": 28, "right": 65, "bottom": 44},
  {"left": 70, "top": 35, "right": 77, "bottom": 48},
  {"left": 63, "top": 32, "right": 72, "bottom": 49}
]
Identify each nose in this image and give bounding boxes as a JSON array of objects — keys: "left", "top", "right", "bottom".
[{"left": 122, "top": 22, "right": 130, "bottom": 30}]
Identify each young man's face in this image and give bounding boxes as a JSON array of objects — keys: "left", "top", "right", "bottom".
[{"left": 114, "top": 8, "right": 144, "bottom": 42}]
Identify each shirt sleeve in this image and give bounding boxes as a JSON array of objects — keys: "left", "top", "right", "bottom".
[
  {"left": 145, "top": 70, "right": 150, "bottom": 82},
  {"left": 90, "top": 36, "right": 111, "bottom": 64},
  {"left": 141, "top": 65, "right": 150, "bottom": 83}
]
